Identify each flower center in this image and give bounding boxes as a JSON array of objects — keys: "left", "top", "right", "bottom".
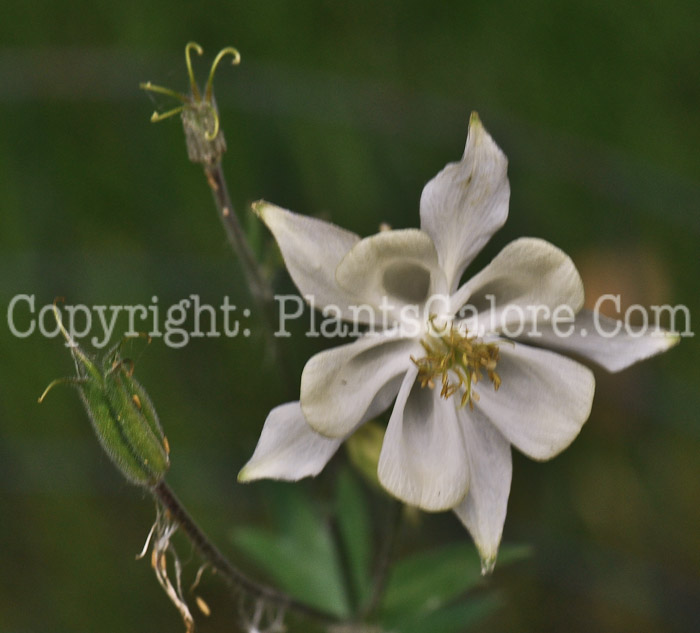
[{"left": 411, "top": 318, "right": 501, "bottom": 408}]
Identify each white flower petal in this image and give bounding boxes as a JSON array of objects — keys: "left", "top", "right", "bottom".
[
  {"left": 378, "top": 367, "right": 470, "bottom": 511},
  {"left": 518, "top": 309, "right": 681, "bottom": 372},
  {"left": 420, "top": 113, "right": 510, "bottom": 292},
  {"left": 301, "top": 334, "right": 418, "bottom": 438},
  {"left": 254, "top": 200, "right": 361, "bottom": 314},
  {"left": 453, "top": 409, "right": 512, "bottom": 574},
  {"left": 477, "top": 342, "right": 595, "bottom": 461},
  {"left": 238, "top": 402, "right": 342, "bottom": 482},
  {"left": 363, "top": 374, "right": 406, "bottom": 422},
  {"left": 453, "top": 238, "right": 584, "bottom": 333},
  {"left": 335, "top": 229, "right": 448, "bottom": 318}
]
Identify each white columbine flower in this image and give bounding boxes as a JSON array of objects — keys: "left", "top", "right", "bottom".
[{"left": 239, "top": 113, "right": 678, "bottom": 572}]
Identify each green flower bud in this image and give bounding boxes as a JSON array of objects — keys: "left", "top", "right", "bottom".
[{"left": 40, "top": 305, "right": 170, "bottom": 488}]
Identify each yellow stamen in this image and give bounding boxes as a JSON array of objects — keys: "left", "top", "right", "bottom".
[{"left": 412, "top": 318, "right": 501, "bottom": 409}]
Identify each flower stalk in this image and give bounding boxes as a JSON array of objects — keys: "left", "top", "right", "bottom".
[
  {"left": 141, "top": 43, "right": 292, "bottom": 381},
  {"left": 203, "top": 160, "right": 272, "bottom": 305},
  {"left": 360, "top": 498, "right": 403, "bottom": 620}
]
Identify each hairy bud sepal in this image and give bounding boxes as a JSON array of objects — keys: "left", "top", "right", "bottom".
[
  {"left": 40, "top": 307, "right": 170, "bottom": 488},
  {"left": 87, "top": 343, "right": 170, "bottom": 487}
]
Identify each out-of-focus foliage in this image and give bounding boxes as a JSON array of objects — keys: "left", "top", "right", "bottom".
[
  {"left": 230, "top": 470, "right": 529, "bottom": 629},
  {"left": 1, "top": 1, "right": 698, "bottom": 632}
]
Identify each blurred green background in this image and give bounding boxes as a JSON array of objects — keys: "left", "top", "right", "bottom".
[{"left": 1, "top": 1, "right": 698, "bottom": 631}]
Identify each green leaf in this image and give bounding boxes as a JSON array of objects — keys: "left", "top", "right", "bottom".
[
  {"left": 231, "top": 485, "right": 351, "bottom": 618},
  {"left": 379, "top": 542, "right": 530, "bottom": 625},
  {"left": 385, "top": 593, "right": 502, "bottom": 633},
  {"left": 335, "top": 467, "right": 373, "bottom": 610}
]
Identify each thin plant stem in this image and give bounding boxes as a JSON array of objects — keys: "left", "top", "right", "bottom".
[
  {"left": 152, "top": 480, "right": 340, "bottom": 625},
  {"left": 202, "top": 163, "right": 297, "bottom": 398},
  {"left": 361, "top": 499, "right": 403, "bottom": 619},
  {"left": 329, "top": 515, "right": 360, "bottom": 615},
  {"left": 203, "top": 163, "right": 271, "bottom": 305}
]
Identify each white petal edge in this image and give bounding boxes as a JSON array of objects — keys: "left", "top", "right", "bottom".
[
  {"left": 335, "top": 228, "right": 448, "bottom": 316},
  {"left": 477, "top": 341, "right": 595, "bottom": 461},
  {"left": 517, "top": 309, "right": 680, "bottom": 372},
  {"left": 378, "top": 367, "right": 470, "bottom": 511},
  {"left": 420, "top": 112, "right": 510, "bottom": 293},
  {"left": 254, "top": 201, "right": 363, "bottom": 316},
  {"left": 301, "top": 333, "right": 418, "bottom": 438},
  {"left": 238, "top": 402, "right": 342, "bottom": 482},
  {"left": 452, "top": 238, "right": 584, "bottom": 333},
  {"left": 453, "top": 408, "right": 512, "bottom": 574}
]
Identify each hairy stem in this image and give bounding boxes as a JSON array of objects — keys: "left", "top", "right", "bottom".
[{"left": 152, "top": 480, "right": 340, "bottom": 625}]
